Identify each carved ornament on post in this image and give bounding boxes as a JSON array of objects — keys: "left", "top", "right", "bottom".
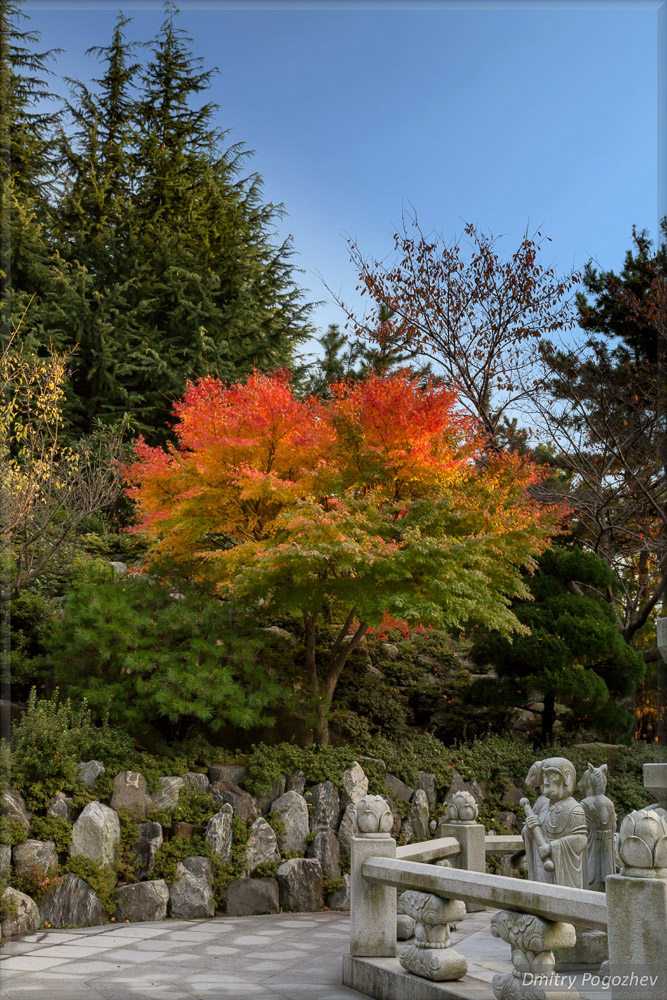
[
  {"left": 355, "top": 794, "right": 394, "bottom": 836},
  {"left": 446, "top": 789, "right": 479, "bottom": 823},
  {"left": 617, "top": 809, "right": 667, "bottom": 878}
]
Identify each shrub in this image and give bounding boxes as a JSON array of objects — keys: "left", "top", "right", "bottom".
[
  {"left": 30, "top": 816, "right": 73, "bottom": 853},
  {"left": 65, "top": 856, "right": 116, "bottom": 917},
  {"left": 171, "top": 787, "right": 218, "bottom": 826}
]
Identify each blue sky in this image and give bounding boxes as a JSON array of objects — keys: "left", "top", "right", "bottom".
[{"left": 25, "top": 1, "right": 660, "bottom": 352}]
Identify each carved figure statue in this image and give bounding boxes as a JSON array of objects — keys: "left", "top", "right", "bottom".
[
  {"left": 578, "top": 762, "right": 617, "bottom": 891},
  {"left": 521, "top": 757, "right": 587, "bottom": 889}
]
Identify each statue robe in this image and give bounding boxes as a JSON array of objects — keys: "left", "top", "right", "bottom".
[
  {"left": 581, "top": 793, "right": 616, "bottom": 891},
  {"left": 523, "top": 794, "right": 588, "bottom": 888}
]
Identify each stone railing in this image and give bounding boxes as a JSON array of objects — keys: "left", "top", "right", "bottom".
[{"left": 343, "top": 788, "right": 667, "bottom": 1000}]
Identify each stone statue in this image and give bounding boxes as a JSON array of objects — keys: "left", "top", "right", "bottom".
[
  {"left": 578, "top": 762, "right": 616, "bottom": 892},
  {"left": 521, "top": 757, "right": 587, "bottom": 889}
]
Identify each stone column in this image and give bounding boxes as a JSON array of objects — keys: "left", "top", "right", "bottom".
[
  {"left": 439, "top": 789, "right": 486, "bottom": 912},
  {"left": 606, "top": 808, "right": 667, "bottom": 1000},
  {"left": 350, "top": 794, "right": 397, "bottom": 958}
]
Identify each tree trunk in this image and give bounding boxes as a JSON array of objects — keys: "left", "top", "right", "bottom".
[{"left": 541, "top": 691, "right": 556, "bottom": 745}]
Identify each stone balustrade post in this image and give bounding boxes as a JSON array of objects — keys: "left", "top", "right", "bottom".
[
  {"left": 350, "top": 794, "right": 397, "bottom": 958},
  {"left": 439, "top": 789, "right": 486, "bottom": 912},
  {"left": 605, "top": 807, "right": 667, "bottom": 1000}
]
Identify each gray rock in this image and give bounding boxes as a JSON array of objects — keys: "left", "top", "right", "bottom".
[
  {"left": 1, "top": 787, "right": 30, "bottom": 826},
  {"left": 1, "top": 887, "right": 40, "bottom": 937},
  {"left": 409, "top": 788, "right": 430, "bottom": 842},
  {"left": 358, "top": 756, "right": 386, "bottom": 772},
  {"left": 151, "top": 776, "right": 184, "bottom": 811},
  {"left": 13, "top": 839, "right": 58, "bottom": 876},
  {"left": 309, "top": 780, "right": 339, "bottom": 832},
  {"left": 340, "top": 762, "right": 368, "bottom": 811},
  {"left": 225, "top": 876, "right": 279, "bottom": 916},
  {"left": 182, "top": 855, "right": 214, "bottom": 882},
  {"left": 416, "top": 771, "right": 438, "bottom": 811},
  {"left": 111, "top": 770, "right": 151, "bottom": 818},
  {"left": 115, "top": 880, "right": 169, "bottom": 922},
  {"left": 70, "top": 801, "right": 121, "bottom": 867},
  {"left": 246, "top": 817, "right": 280, "bottom": 873},
  {"left": 47, "top": 792, "right": 73, "bottom": 820},
  {"left": 327, "top": 873, "right": 351, "bottom": 911},
  {"left": 444, "top": 769, "right": 485, "bottom": 808},
  {"left": 132, "top": 822, "right": 163, "bottom": 880},
  {"left": 255, "top": 777, "right": 286, "bottom": 815},
  {"left": 276, "top": 857, "right": 323, "bottom": 912},
  {"left": 208, "top": 763, "right": 247, "bottom": 785},
  {"left": 383, "top": 773, "right": 414, "bottom": 804},
  {"left": 271, "top": 791, "right": 309, "bottom": 853},
  {"left": 285, "top": 769, "right": 307, "bottom": 795},
  {"left": 384, "top": 796, "right": 403, "bottom": 839},
  {"left": 182, "top": 772, "right": 210, "bottom": 794},
  {"left": 0, "top": 843, "right": 10, "bottom": 871},
  {"left": 205, "top": 804, "right": 234, "bottom": 864},
  {"left": 169, "top": 858, "right": 215, "bottom": 918},
  {"left": 210, "top": 780, "right": 258, "bottom": 823},
  {"left": 109, "top": 560, "right": 128, "bottom": 574},
  {"left": 307, "top": 829, "right": 341, "bottom": 879},
  {"left": 400, "top": 818, "right": 415, "bottom": 844},
  {"left": 381, "top": 642, "right": 400, "bottom": 660},
  {"left": 76, "top": 760, "right": 105, "bottom": 788},
  {"left": 39, "top": 873, "right": 106, "bottom": 928},
  {"left": 337, "top": 803, "right": 359, "bottom": 854},
  {"left": 261, "top": 626, "right": 297, "bottom": 645}
]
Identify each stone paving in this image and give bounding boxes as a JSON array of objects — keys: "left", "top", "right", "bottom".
[{"left": 1, "top": 908, "right": 603, "bottom": 1000}]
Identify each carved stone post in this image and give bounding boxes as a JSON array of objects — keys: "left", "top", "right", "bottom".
[
  {"left": 491, "top": 910, "right": 578, "bottom": 1000},
  {"left": 439, "top": 789, "right": 486, "bottom": 912},
  {"left": 349, "top": 794, "right": 397, "bottom": 958},
  {"left": 397, "top": 890, "right": 468, "bottom": 981},
  {"left": 606, "top": 808, "right": 667, "bottom": 1000}
]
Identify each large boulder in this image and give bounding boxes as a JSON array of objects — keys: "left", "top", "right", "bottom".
[
  {"left": 115, "top": 880, "right": 169, "bottom": 923},
  {"left": 47, "top": 792, "right": 73, "bottom": 820},
  {"left": 409, "top": 788, "right": 430, "bottom": 842},
  {"left": 111, "top": 771, "right": 151, "bottom": 818},
  {"left": 255, "top": 777, "right": 286, "bottom": 815},
  {"left": 182, "top": 772, "right": 210, "bottom": 794},
  {"left": 169, "top": 857, "right": 215, "bottom": 918},
  {"left": 285, "top": 769, "right": 306, "bottom": 795},
  {"left": 225, "top": 877, "right": 279, "bottom": 916},
  {"left": 1, "top": 787, "right": 30, "bottom": 826},
  {"left": 340, "top": 762, "right": 368, "bottom": 811},
  {"left": 39, "top": 873, "right": 106, "bottom": 928},
  {"left": 245, "top": 817, "right": 280, "bottom": 873},
  {"left": 1, "top": 887, "right": 40, "bottom": 937},
  {"left": 327, "top": 873, "right": 351, "bottom": 912},
  {"left": 416, "top": 771, "right": 438, "bottom": 811},
  {"left": 337, "top": 803, "right": 359, "bottom": 854},
  {"left": 205, "top": 804, "right": 234, "bottom": 864},
  {"left": 210, "top": 781, "right": 258, "bottom": 823},
  {"left": 306, "top": 829, "right": 341, "bottom": 879},
  {"left": 208, "top": 763, "right": 247, "bottom": 785},
  {"left": 0, "top": 843, "right": 10, "bottom": 871},
  {"left": 309, "top": 781, "right": 339, "bottom": 832},
  {"left": 383, "top": 773, "right": 413, "bottom": 804},
  {"left": 270, "top": 791, "right": 309, "bottom": 853},
  {"left": 70, "top": 801, "right": 121, "bottom": 867},
  {"left": 151, "top": 776, "right": 184, "bottom": 811},
  {"left": 13, "top": 839, "right": 58, "bottom": 876},
  {"left": 384, "top": 796, "right": 403, "bottom": 839},
  {"left": 132, "top": 822, "right": 163, "bottom": 880},
  {"left": 276, "top": 857, "right": 323, "bottom": 912},
  {"left": 76, "top": 760, "right": 105, "bottom": 788}
]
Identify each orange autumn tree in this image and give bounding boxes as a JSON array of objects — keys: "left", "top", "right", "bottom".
[{"left": 125, "top": 369, "right": 561, "bottom": 743}]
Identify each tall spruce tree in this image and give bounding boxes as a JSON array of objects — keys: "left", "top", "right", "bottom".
[{"left": 41, "top": 3, "right": 312, "bottom": 440}]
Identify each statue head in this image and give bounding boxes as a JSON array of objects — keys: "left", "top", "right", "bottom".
[
  {"left": 578, "top": 762, "right": 608, "bottom": 798},
  {"left": 540, "top": 757, "right": 577, "bottom": 801}
]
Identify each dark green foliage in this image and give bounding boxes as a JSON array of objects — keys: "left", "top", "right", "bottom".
[
  {"left": 171, "top": 787, "right": 217, "bottom": 826},
  {"left": 5, "top": 589, "right": 58, "bottom": 698},
  {"left": 0, "top": 815, "right": 28, "bottom": 846},
  {"left": 470, "top": 546, "right": 645, "bottom": 743},
  {"left": 46, "top": 568, "right": 289, "bottom": 740},
  {"left": 30, "top": 815, "right": 72, "bottom": 853},
  {"left": 65, "top": 856, "right": 115, "bottom": 916}
]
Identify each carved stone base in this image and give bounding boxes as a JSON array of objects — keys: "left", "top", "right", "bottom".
[
  {"left": 397, "top": 913, "right": 416, "bottom": 940},
  {"left": 399, "top": 942, "right": 468, "bottom": 981},
  {"left": 555, "top": 929, "right": 607, "bottom": 970}
]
